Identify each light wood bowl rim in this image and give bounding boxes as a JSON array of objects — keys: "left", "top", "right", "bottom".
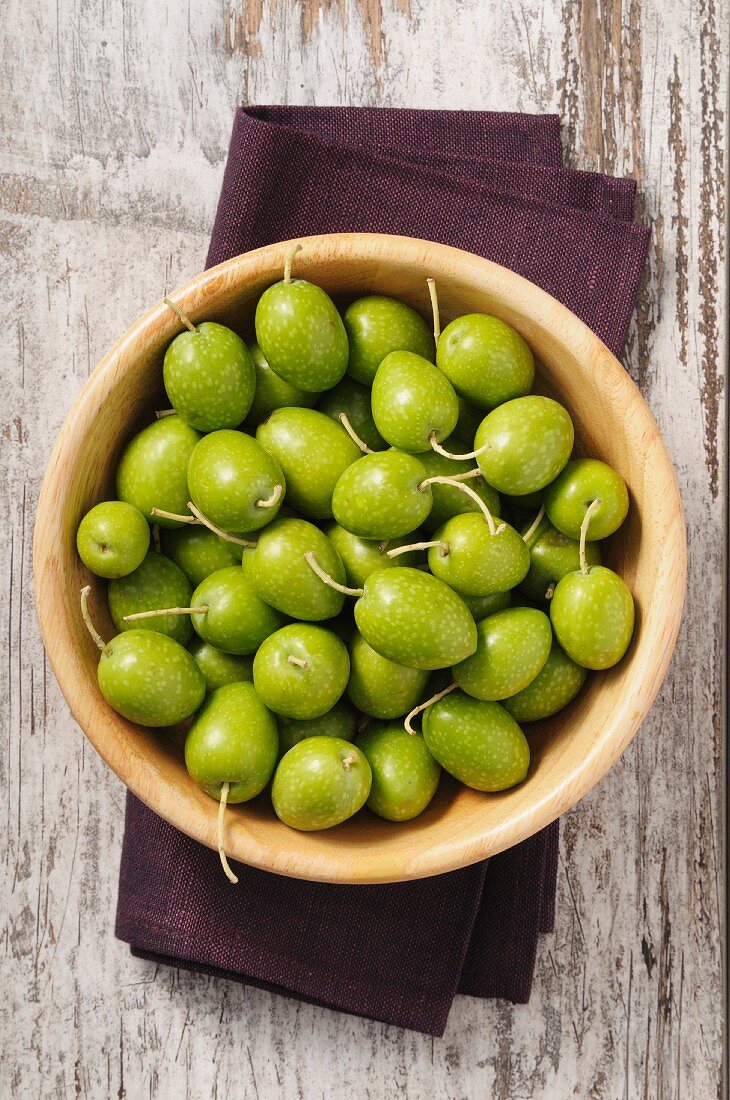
[{"left": 33, "top": 233, "right": 686, "bottom": 884}]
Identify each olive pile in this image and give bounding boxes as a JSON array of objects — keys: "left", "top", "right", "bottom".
[{"left": 77, "top": 244, "right": 634, "bottom": 881}]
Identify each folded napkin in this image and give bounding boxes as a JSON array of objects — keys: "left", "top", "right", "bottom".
[{"left": 116, "top": 107, "right": 650, "bottom": 1037}]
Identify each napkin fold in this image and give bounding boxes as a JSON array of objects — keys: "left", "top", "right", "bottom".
[{"left": 116, "top": 106, "right": 650, "bottom": 1037}]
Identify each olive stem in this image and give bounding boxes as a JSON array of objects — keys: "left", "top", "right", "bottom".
[
  {"left": 217, "top": 782, "right": 239, "bottom": 884},
  {"left": 405, "top": 682, "right": 458, "bottom": 736},
  {"left": 155, "top": 409, "right": 176, "bottom": 419},
  {"left": 287, "top": 655, "right": 308, "bottom": 668},
  {"left": 522, "top": 503, "right": 546, "bottom": 544},
  {"left": 579, "top": 498, "right": 602, "bottom": 575},
  {"left": 445, "top": 468, "right": 483, "bottom": 483},
  {"left": 255, "top": 484, "right": 283, "bottom": 509},
  {"left": 429, "top": 432, "right": 492, "bottom": 462},
  {"left": 341, "top": 749, "right": 358, "bottom": 770},
  {"left": 123, "top": 605, "right": 209, "bottom": 622},
  {"left": 283, "top": 243, "right": 302, "bottom": 285},
  {"left": 164, "top": 297, "right": 198, "bottom": 334},
  {"left": 418, "top": 476, "right": 505, "bottom": 537},
  {"left": 304, "top": 552, "right": 364, "bottom": 597},
  {"left": 80, "top": 585, "right": 111, "bottom": 656},
  {"left": 386, "top": 539, "right": 449, "bottom": 559},
  {"left": 151, "top": 506, "right": 198, "bottom": 526},
  {"left": 377, "top": 540, "right": 390, "bottom": 553},
  {"left": 545, "top": 582, "right": 556, "bottom": 600},
  {"left": 186, "top": 502, "right": 258, "bottom": 547},
  {"left": 338, "top": 412, "right": 374, "bottom": 454},
  {"left": 427, "top": 277, "right": 440, "bottom": 342}
]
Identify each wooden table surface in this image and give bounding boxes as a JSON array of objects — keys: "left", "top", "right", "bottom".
[{"left": 2, "top": 2, "right": 726, "bottom": 1097}]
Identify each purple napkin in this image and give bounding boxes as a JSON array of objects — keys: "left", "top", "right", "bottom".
[{"left": 116, "top": 107, "right": 649, "bottom": 1036}]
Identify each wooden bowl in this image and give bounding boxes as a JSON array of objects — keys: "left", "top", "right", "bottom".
[{"left": 33, "top": 233, "right": 686, "bottom": 884}]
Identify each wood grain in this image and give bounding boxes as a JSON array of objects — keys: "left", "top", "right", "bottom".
[{"left": 1, "top": 0, "right": 725, "bottom": 1096}]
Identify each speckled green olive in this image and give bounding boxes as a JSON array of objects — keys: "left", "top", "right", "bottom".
[
  {"left": 332, "top": 451, "right": 431, "bottom": 539},
  {"left": 108, "top": 551, "right": 193, "bottom": 644},
  {"left": 357, "top": 723, "right": 440, "bottom": 821},
  {"left": 184, "top": 682, "right": 278, "bottom": 801},
  {"left": 417, "top": 451, "right": 501, "bottom": 534},
  {"left": 502, "top": 641, "right": 587, "bottom": 721},
  {"left": 277, "top": 700, "right": 357, "bottom": 756},
  {"left": 347, "top": 631, "right": 430, "bottom": 718},
  {"left": 251, "top": 518, "right": 346, "bottom": 620},
  {"left": 255, "top": 276, "right": 348, "bottom": 392},
  {"left": 354, "top": 567, "right": 477, "bottom": 670},
  {"left": 245, "top": 340, "right": 317, "bottom": 426},
  {"left": 325, "top": 523, "right": 416, "bottom": 587},
  {"left": 453, "top": 607, "right": 552, "bottom": 701},
  {"left": 187, "top": 429, "right": 285, "bottom": 533},
  {"left": 462, "top": 590, "right": 511, "bottom": 622},
  {"left": 371, "top": 351, "right": 459, "bottom": 453},
  {"left": 256, "top": 407, "right": 360, "bottom": 519},
  {"left": 188, "top": 638, "right": 253, "bottom": 694},
  {"left": 545, "top": 458, "right": 629, "bottom": 540},
  {"left": 161, "top": 524, "right": 243, "bottom": 587},
  {"left": 436, "top": 314, "right": 534, "bottom": 408},
  {"left": 163, "top": 321, "right": 255, "bottom": 432},
  {"left": 116, "top": 415, "right": 202, "bottom": 528},
  {"left": 520, "top": 515, "right": 601, "bottom": 602},
  {"left": 475, "top": 397, "right": 574, "bottom": 495},
  {"left": 77, "top": 501, "right": 150, "bottom": 579},
  {"left": 98, "top": 629, "right": 205, "bottom": 727},
  {"left": 428, "top": 514, "right": 530, "bottom": 597},
  {"left": 422, "top": 691, "right": 530, "bottom": 791},
  {"left": 191, "top": 566, "right": 285, "bottom": 655},
  {"left": 343, "top": 295, "right": 435, "bottom": 385},
  {"left": 317, "top": 377, "right": 387, "bottom": 451},
  {"left": 550, "top": 565, "right": 635, "bottom": 670},
  {"left": 253, "top": 624, "right": 350, "bottom": 719},
  {"left": 272, "top": 737, "right": 371, "bottom": 831}
]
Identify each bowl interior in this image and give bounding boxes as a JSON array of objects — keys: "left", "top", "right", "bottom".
[{"left": 33, "top": 234, "right": 685, "bottom": 883}]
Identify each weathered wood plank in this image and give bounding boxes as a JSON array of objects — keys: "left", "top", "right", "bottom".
[{"left": 1, "top": 1, "right": 725, "bottom": 1097}]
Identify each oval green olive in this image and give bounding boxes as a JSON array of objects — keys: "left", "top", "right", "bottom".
[
  {"left": 187, "top": 429, "right": 285, "bottom": 533},
  {"left": 453, "top": 607, "right": 552, "bottom": 701},
  {"left": 253, "top": 624, "right": 350, "bottom": 719},
  {"left": 550, "top": 565, "right": 635, "bottom": 670},
  {"left": 184, "top": 682, "right": 278, "bottom": 801},
  {"left": 429, "top": 514, "right": 530, "bottom": 597},
  {"left": 116, "top": 415, "right": 202, "bottom": 528},
  {"left": 256, "top": 407, "right": 360, "bottom": 519},
  {"left": 343, "top": 295, "right": 435, "bottom": 385},
  {"left": 475, "top": 396, "right": 574, "bottom": 496},
  {"left": 191, "top": 566, "right": 285, "bottom": 655},
  {"left": 108, "top": 551, "right": 193, "bottom": 644},
  {"left": 544, "top": 458, "right": 629, "bottom": 540},
  {"left": 332, "top": 450, "right": 431, "bottom": 539},
  {"left": 436, "top": 313, "right": 534, "bottom": 408},
  {"left": 357, "top": 722, "right": 441, "bottom": 821},
  {"left": 421, "top": 691, "right": 530, "bottom": 791},
  {"left": 347, "top": 631, "right": 430, "bottom": 719},
  {"left": 354, "top": 567, "right": 477, "bottom": 670},
  {"left": 255, "top": 277, "right": 348, "bottom": 392},
  {"left": 502, "top": 641, "right": 587, "bottom": 721},
  {"left": 251, "top": 518, "right": 346, "bottom": 620},
  {"left": 271, "top": 737, "right": 372, "bottom": 830},
  {"left": 371, "top": 351, "right": 459, "bottom": 452},
  {"left": 98, "top": 629, "right": 205, "bottom": 727}
]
